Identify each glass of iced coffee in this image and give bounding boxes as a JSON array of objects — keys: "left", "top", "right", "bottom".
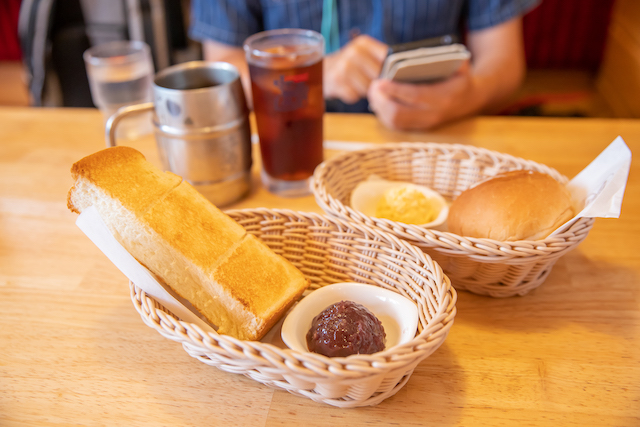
[{"left": 244, "top": 29, "right": 324, "bottom": 197}]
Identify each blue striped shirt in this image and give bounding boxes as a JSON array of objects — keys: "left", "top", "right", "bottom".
[{"left": 190, "top": 0, "right": 540, "bottom": 48}]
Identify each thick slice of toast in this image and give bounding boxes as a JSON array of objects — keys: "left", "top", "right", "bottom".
[{"left": 68, "top": 146, "right": 309, "bottom": 340}]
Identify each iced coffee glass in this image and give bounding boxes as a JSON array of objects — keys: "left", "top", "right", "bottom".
[{"left": 244, "top": 29, "right": 324, "bottom": 197}]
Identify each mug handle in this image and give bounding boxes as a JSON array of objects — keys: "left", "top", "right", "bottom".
[{"left": 105, "top": 102, "right": 155, "bottom": 148}]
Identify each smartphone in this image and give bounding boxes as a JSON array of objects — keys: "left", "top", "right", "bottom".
[{"left": 380, "top": 35, "right": 470, "bottom": 84}]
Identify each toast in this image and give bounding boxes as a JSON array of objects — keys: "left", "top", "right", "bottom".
[{"left": 68, "top": 146, "right": 309, "bottom": 340}]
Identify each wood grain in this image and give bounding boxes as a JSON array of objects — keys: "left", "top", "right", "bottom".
[
  {"left": 1, "top": 107, "right": 639, "bottom": 426},
  {"left": 596, "top": 0, "right": 640, "bottom": 118}
]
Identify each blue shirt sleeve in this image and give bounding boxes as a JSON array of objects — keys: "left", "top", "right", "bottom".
[
  {"left": 467, "top": 0, "right": 541, "bottom": 32},
  {"left": 189, "top": 0, "right": 264, "bottom": 46}
]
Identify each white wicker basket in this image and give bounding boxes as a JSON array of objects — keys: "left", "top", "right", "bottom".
[
  {"left": 129, "top": 208, "right": 456, "bottom": 408},
  {"left": 312, "top": 143, "right": 595, "bottom": 298}
]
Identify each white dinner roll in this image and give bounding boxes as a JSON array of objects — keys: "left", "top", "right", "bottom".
[{"left": 447, "top": 170, "right": 574, "bottom": 241}]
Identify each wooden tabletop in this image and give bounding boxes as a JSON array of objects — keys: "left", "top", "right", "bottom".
[{"left": 1, "top": 107, "right": 639, "bottom": 426}]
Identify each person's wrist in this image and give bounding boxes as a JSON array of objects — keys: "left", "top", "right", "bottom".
[
  {"left": 442, "top": 72, "right": 485, "bottom": 124},
  {"left": 466, "top": 72, "right": 493, "bottom": 115}
]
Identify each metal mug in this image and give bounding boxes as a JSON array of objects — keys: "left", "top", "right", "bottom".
[{"left": 106, "top": 61, "right": 252, "bottom": 207}]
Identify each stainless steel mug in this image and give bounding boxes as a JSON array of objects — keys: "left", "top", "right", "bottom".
[{"left": 106, "top": 61, "right": 252, "bottom": 207}]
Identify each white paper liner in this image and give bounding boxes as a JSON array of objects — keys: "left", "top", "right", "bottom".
[
  {"left": 551, "top": 136, "right": 631, "bottom": 236},
  {"left": 76, "top": 206, "right": 215, "bottom": 333}
]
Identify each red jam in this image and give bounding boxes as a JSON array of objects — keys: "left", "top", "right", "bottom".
[{"left": 306, "top": 300, "right": 386, "bottom": 357}]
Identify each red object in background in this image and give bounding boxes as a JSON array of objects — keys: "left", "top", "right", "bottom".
[
  {"left": 523, "top": 0, "right": 616, "bottom": 71},
  {"left": 1, "top": 0, "right": 23, "bottom": 60}
]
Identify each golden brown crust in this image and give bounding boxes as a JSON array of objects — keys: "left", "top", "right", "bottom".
[
  {"left": 143, "top": 181, "right": 247, "bottom": 268},
  {"left": 67, "top": 146, "right": 182, "bottom": 217},
  {"left": 67, "top": 186, "right": 80, "bottom": 214},
  {"left": 212, "top": 234, "right": 309, "bottom": 340},
  {"left": 447, "top": 170, "right": 574, "bottom": 241}
]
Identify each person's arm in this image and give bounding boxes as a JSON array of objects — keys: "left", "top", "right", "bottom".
[
  {"left": 203, "top": 39, "right": 254, "bottom": 108},
  {"left": 323, "top": 35, "right": 388, "bottom": 104},
  {"left": 367, "top": 17, "right": 527, "bottom": 130}
]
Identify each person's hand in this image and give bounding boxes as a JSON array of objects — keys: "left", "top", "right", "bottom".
[
  {"left": 367, "top": 60, "right": 479, "bottom": 130},
  {"left": 323, "top": 35, "right": 388, "bottom": 104}
]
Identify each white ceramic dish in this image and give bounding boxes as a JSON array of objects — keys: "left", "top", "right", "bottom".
[
  {"left": 349, "top": 177, "right": 449, "bottom": 229},
  {"left": 281, "top": 282, "right": 419, "bottom": 356}
]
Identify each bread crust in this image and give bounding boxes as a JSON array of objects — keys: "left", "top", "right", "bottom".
[
  {"left": 447, "top": 170, "right": 574, "bottom": 241},
  {"left": 212, "top": 234, "right": 308, "bottom": 339},
  {"left": 68, "top": 147, "right": 309, "bottom": 340},
  {"left": 67, "top": 146, "right": 182, "bottom": 215}
]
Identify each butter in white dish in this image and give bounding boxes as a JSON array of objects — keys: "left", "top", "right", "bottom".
[{"left": 350, "top": 176, "right": 448, "bottom": 228}]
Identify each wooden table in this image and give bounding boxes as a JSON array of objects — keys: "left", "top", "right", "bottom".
[{"left": 1, "top": 107, "right": 639, "bottom": 426}]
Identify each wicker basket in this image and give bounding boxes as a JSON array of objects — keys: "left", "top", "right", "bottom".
[
  {"left": 129, "top": 208, "right": 456, "bottom": 408},
  {"left": 312, "top": 143, "right": 595, "bottom": 298}
]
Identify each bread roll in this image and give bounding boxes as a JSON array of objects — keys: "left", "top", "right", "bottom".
[
  {"left": 447, "top": 170, "right": 574, "bottom": 241},
  {"left": 68, "top": 146, "right": 309, "bottom": 340}
]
